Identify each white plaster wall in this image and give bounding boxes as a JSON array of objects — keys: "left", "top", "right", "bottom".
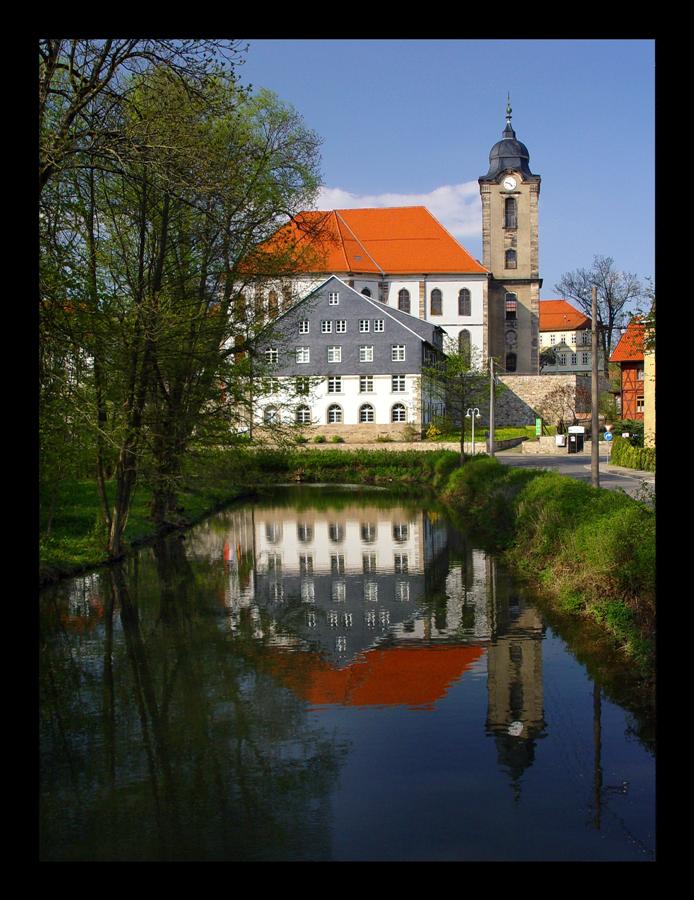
[
  {"left": 255, "top": 510, "right": 424, "bottom": 574},
  {"left": 257, "top": 374, "right": 421, "bottom": 427}
]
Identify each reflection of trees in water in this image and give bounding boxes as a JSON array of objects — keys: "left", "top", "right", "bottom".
[{"left": 40, "top": 535, "right": 345, "bottom": 861}]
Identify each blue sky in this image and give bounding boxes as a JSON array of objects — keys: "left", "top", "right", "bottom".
[{"left": 238, "top": 39, "right": 655, "bottom": 301}]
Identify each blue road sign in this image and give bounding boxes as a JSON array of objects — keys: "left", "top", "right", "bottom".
[{"left": 604, "top": 432, "right": 613, "bottom": 441}]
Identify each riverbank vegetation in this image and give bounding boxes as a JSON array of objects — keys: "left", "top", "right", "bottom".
[{"left": 41, "top": 446, "right": 656, "bottom": 677}]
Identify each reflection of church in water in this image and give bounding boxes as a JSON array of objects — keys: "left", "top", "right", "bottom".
[{"left": 189, "top": 497, "right": 546, "bottom": 791}]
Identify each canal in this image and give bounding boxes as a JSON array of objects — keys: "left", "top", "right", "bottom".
[{"left": 39, "top": 486, "right": 655, "bottom": 861}]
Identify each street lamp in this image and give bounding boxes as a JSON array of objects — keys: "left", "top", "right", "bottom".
[{"left": 466, "top": 407, "right": 480, "bottom": 456}]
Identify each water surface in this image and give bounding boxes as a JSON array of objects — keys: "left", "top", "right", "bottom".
[{"left": 39, "top": 486, "right": 655, "bottom": 861}]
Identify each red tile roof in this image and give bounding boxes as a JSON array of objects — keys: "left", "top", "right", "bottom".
[
  {"left": 539, "top": 299, "right": 591, "bottom": 332},
  {"left": 610, "top": 319, "right": 644, "bottom": 363},
  {"left": 250, "top": 207, "right": 488, "bottom": 276},
  {"left": 258, "top": 644, "right": 485, "bottom": 708}
]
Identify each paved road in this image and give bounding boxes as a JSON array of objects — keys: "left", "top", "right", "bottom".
[{"left": 494, "top": 447, "right": 655, "bottom": 500}]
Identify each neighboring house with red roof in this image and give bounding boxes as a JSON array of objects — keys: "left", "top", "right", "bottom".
[
  {"left": 248, "top": 205, "right": 489, "bottom": 362},
  {"left": 609, "top": 318, "right": 645, "bottom": 420},
  {"left": 538, "top": 299, "right": 604, "bottom": 375}
]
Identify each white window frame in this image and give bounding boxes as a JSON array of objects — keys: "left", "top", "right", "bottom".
[
  {"left": 327, "top": 376, "right": 342, "bottom": 393},
  {"left": 296, "top": 405, "right": 311, "bottom": 425},
  {"left": 321, "top": 320, "right": 333, "bottom": 333},
  {"left": 359, "top": 403, "right": 375, "bottom": 423},
  {"left": 582, "top": 352, "right": 589, "bottom": 365},
  {"left": 327, "top": 346, "right": 342, "bottom": 363},
  {"left": 299, "top": 320, "right": 310, "bottom": 334},
  {"left": 336, "top": 319, "right": 347, "bottom": 333},
  {"left": 392, "top": 403, "right": 407, "bottom": 422},
  {"left": 359, "top": 319, "right": 370, "bottom": 332},
  {"left": 328, "top": 292, "right": 340, "bottom": 305},
  {"left": 359, "top": 345, "right": 374, "bottom": 362},
  {"left": 392, "top": 375, "right": 406, "bottom": 392},
  {"left": 327, "top": 404, "right": 343, "bottom": 423},
  {"left": 296, "top": 347, "right": 310, "bottom": 364},
  {"left": 392, "top": 344, "right": 406, "bottom": 361},
  {"left": 266, "top": 347, "right": 278, "bottom": 363},
  {"left": 359, "top": 375, "right": 374, "bottom": 393},
  {"left": 374, "top": 319, "right": 385, "bottom": 332}
]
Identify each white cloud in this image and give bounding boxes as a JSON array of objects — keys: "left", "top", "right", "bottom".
[{"left": 312, "top": 182, "right": 482, "bottom": 241}]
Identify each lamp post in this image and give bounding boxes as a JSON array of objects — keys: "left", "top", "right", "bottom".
[{"left": 466, "top": 407, "right": 480, "bottom": 456}]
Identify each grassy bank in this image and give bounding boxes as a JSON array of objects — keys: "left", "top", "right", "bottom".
[
  {"left": 40, "top": 447, "right": 655, "bottom": 675},
  {"left": 39, "top": 468, "right": 251, "bottom": 586},
  {"left": 249, "top": 448, "right": 655, "bottom": 670}
]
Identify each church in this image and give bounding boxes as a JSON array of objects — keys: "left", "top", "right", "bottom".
[
  {"left": 249, "top": 99, "right": 541, "bottom": 375},
  {"left": 242, "top": 103, "right": 590, "bottom": 434}
]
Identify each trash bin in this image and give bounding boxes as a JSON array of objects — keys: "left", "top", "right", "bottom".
[
  {"left": 567, "top": 425, "right": 585, "bottom": 454},
  {"left": 568, "top": 434, "right": 584, "bottom": 453},
  {"left": 555, "top": 434, "right": 567, "bottom": 447}
]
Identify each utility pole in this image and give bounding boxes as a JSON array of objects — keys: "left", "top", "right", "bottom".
[
  {"left": 488, "top": 357, "right": 495, "bottom": 458},
  {"left": 591, "top": 285, "right": 600, "bottom": 488}
]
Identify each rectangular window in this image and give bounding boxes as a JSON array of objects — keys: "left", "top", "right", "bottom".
[
  {"left": 336, "top": 319, "right": 347, "bottom": 333},
  {"left": 321, "top": 320, "right": 333, "bottom": 333},
  {"left": 505, "top": 295, "right": 517, "bottom": 320},
  {"left": 327, "top": 346, "right": 341, "bottom": 363},
  {"left": 374, "top": 319, "right": 385, "bottom": 332},
  {"left": 331, "top": 581, "right": 346, "bottom": 603},
  {"left": 557, "top": 353, "right": 566, "bottom": 366},
  {"left": 327, "top": 376, "right": 342, "bottom": 393},
  {"left": 296, "top": 377, "right": 310, "bottom": 395},
  {"left": 550, "top": 334, "right": 556, "bottom": 345},
  {"left": 296, "top": 347, "right": 310, "bottom": 364},
  {"left": 364, "top": 582, "right": 378, "bottom": 603},
  {"left": 363, "top": 553, "right": 377, "bottom": 573},
  {"left": 395, "top": 581, "right": 410, "bottom": 603},
  {"left": 328, "top": 292, "right": 339, "bottom": 305},
  {"left": 359, "top": 319, "right": 370, "bottom": 332},
  {"left": 392, "top": 344, "right": 406, "bottom": 361},
  {"left": 299, "top": 554, "right": 313, "bottom": 575},
  {"left": 571, "top": 353, "right": 577, "bottom": 366},
  {"left": 636, "top": 397, "right": 645, "bottom": 413},
  {"left": 582, "top": 352, "right": 589, "bottom": 365},
  {"left": 394, "top": 553, "right": 408, "bottom": 574},
  {"left": 330, "top": 554, "right": 345, "bottom": 576},
  {"left": 570, "top": 333, "right": 576, "bottom": 344},
  {"left": 637, "top": 368, "right": 645, "bottom": 381},
  {"left": 262, "top": 378, "right": 281, "bottom": 394},
  {"left": 265, "top": 347, "right": 278, "bottom": 363},
  {"left": 359, "top": 345, "right": 374, "bottom": 362},
  {"left": 360, "top": 375, "right": 373, "bottom": 393},
  {"left": 392, "top": 375, "right": 406, "bottom": 392},
  {"left": 299, "top": 320, "right": 309, "bottom": 334}
]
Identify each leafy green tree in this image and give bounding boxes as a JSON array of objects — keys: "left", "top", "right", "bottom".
[
  {"left": 40, "top": 54, "right": 322, "bottom": 556},
  {"left": 424, "top": 341, "right": 493, "bottom": 465}
]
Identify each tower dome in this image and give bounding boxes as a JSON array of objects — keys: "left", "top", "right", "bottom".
[{"left": 480, "top": 97, "right": 538, "bottom": 182}]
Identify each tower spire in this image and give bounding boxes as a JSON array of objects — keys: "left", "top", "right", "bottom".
[{"left": 506, "top": 92, "right": 512, "bottom": 126}]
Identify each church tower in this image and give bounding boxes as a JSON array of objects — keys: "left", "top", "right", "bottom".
[{"left": 479, "top": 98, "right": 542, "bottom": 373}]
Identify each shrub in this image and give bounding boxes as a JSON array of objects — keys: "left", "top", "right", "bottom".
[
  {"left": 312, "top": 435, "right": 326, "bottom": 444},
  {"left": 610, "top": 435, "right": 655, "bottom": 471},
  {"left": 330, "top": 435, "right": 345, "bottom": 443}
]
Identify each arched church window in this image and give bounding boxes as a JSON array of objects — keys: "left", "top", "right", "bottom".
[
  {"left": 505, "top": 249, "right": 517, "bottom": 269},
  {"left": 459, "top": 329, "right": 471, "bottom": 361},
  {"left": 398, "top": 288, "right": 410, "bottom": 313},
  {"left": 458, "top": 288, "right": 471, "bottom": 316},
  {"left": 430, "top": 289, "right": 442, "bottom": 316},
  {"left": 504, "top": 197, "right": 517, "bottom": 229}
]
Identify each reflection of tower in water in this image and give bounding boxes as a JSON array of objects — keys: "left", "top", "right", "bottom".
[{"left": 484, "top": 562, "right": 547, "bottom": 799}]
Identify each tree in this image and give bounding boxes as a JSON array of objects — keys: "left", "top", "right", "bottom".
[
  {"left": 39, "top": 39, "right": 246, "bottom": 194},
  {"left": 423, "top": 341, "right": 493, "bottom": 465},
  {"left": 40, "top": 56, "right": 322, "bottom": 557},
  {"left": 539, "top": 346, "right": 557, "bottom": 372},
  {"left": 554, "top": 255, "right": 644, "bottom": 374},
  {"left": 536, "top": 382, "right": 591, "bottom": 432}
]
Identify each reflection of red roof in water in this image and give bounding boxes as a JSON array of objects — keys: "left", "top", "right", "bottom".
[{"left": 263, "top": 644, "right": 485, "bottom": 708}]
